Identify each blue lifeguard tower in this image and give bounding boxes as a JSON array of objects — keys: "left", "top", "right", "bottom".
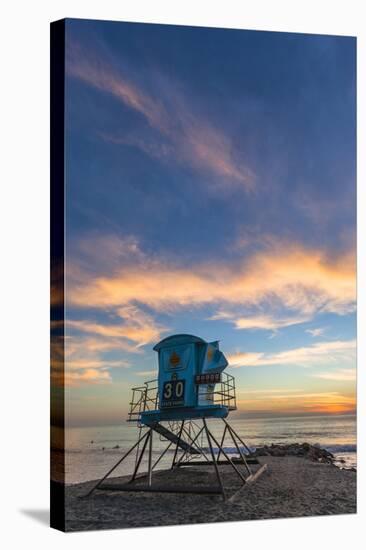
[{"left": 87, "top": 334, "right": 266, "bottom": 500}]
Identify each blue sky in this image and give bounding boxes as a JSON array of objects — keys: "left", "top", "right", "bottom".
[{"left": 59, "top": 19, "right": 356, "bottom": 425}]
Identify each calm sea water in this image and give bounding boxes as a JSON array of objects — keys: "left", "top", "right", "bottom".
[{"left": 58, "top": 414, "right": 356, "bottom": 484}]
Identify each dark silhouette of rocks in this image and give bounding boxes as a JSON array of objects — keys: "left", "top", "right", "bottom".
[{"left": 253, "top": 442, "right": 334, "bottom": 464}]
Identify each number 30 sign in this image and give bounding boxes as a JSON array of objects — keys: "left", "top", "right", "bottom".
[{"left": 161, "top": 380, "right": 185, "bottom": 407}]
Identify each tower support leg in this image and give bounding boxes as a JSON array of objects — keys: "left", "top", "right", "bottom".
[
  {"left": 223, "top": 419, "right": 252, "bottom": 454},
  {"left": 171, "top": 420, "right": 185, "bottom": 469},
  {"left": 152, "top": 440, "right": 173, "bottom": 471},
  {"left": 85, "top": 430, "right": 149, "bottom": 497},
  {"left": 203, "top": 418, "right": 226, "bottom": 501},
  {"left": 205, "top": 423, "right": 247, "bottom": 484},
  {"left": 224, "top": 420, "right": 252, "bottom": 475},
  {"left": 216, "top": 424, "right": 227, "bottom": 462},
  {"left": 129, "top": 429, "right": 150, "bottom": 483},
  {"left": 148, "top": 428, "right": 153, "bottom": 486}
]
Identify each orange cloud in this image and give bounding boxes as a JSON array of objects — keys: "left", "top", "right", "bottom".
[
  {"left": 58, "top": 336, "right": 132, "bottom": 388},
  {"left": 66, "top": 335, "right": 138, "bottom": 355},
  {"left": 67, "top": 239, "right": 356, "bottom": 320},
  {"left": 237, "top": 390, "right": 356, "bottom": 415},
  {"left": 66, "top": 359, "right": 129, "bottom": 371},
  {"left": 68, "top": 307, "right": 166, "bottom": 348},
  {"left": 67, "top": 40, "right": 254, "bottom": 190},
  {"left": 63, "top": 235, "right": 355, "bottom": 388},
  {"left": 65, "top": 369, "right": 112, "bottom": 387},
  {"left": 62, "top": 300, "right": 168, "bottom": 387},
  {"left": 238, "top": 388, "right": 303, "bottom": 395},
  {"left": 51, "top": 323, "right": 136, "bottom": 388},
  {"left": 298, "top": 392, "right": 356, "bottom": 414},
  {"left": 61, "top": 304, "right": 167, "bottom": 386},
  {"left": 51, "top": 333, "right": 131, "bottom": 388}
]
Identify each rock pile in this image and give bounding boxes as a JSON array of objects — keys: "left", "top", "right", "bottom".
[{"left": 253, "top": 442, "right": 334, "bottom": 464}]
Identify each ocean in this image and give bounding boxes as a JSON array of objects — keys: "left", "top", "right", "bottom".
[{"left": 59, "top": 414, "right": 356, "bottom": 484}]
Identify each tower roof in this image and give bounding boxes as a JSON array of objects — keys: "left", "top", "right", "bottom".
[{"left": 153, "top": 333, "right": 206, "bottom": 351}]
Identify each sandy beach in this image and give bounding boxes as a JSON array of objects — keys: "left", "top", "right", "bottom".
[{"left": 63, "top": 454, "right": 356, "bottom": 531}]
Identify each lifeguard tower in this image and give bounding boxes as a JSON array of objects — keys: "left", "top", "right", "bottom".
[{"left": 87, "top": 334, "right": 266, "bottom": 500}]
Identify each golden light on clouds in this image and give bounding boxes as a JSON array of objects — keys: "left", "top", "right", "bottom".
[
  {"left": 65, "top": 368, "right": 112, "bottom": 387},
  {"left": 237, "top": 389, "right": 356, "bottom": 415},
  {"left": 68, "top": 305, "right": 166, "bottom": 348},
  {"left": 62, "top": 235, "right": 356, "bottom": 389},
  {"left": 67, "top": 240, "right": 355, "bottom": 319}
]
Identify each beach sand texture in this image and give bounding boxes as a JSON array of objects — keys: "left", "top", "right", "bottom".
[{"left": 64, "top": 456, "right": 356, "bottom": 531}]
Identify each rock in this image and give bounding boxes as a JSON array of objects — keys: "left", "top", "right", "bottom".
[{"left": 252, "top": 442, "right": 335, "bottom": 464}]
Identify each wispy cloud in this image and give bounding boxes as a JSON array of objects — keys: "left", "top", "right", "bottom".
[
  {"left": 312, "top": 368, "right": 356, "bottom": 382},
  {"left": 306, "top": 327, "right": 326, "bottom": 337},
  {"left": 51, "top": 333, "right": 132, "bottom": 388},
  {"left": 67, "top": 335, "right": 138, "bottom": 354},
  {"left": 68, "top": 306, "right": 166, "bottom": 348},
  {"left": 65, "top": 369, "right": 112, "bottom": 387},
  {"left": 66, "top": 358, "right": 129, "bottom": 371},
  {"left": 211, "top": 311, "right": 311, "bottom": 332},
  {"left": 136, "top": 369, "right": 158, "bottom": 378},
  {"left": 61, "top": 305, "right": 167, "bottom": 387},
  {"left": 66, "top": 40, "right": 254, "bottom": 191},
  {"left": 228, "top": 339, "right": 356, "bottom": 368}
]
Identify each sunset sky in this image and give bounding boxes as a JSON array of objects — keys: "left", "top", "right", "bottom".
[{"left": 61, "top": 19, "right": 356, "bottom": 426}]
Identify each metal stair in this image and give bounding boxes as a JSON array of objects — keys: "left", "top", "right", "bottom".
[{"left": 146, "top": 421, "right": 200, "bottom": 454}]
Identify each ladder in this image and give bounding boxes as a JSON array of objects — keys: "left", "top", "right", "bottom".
[{"left": 145, "top": 421, "right": 200, "bottom": 454}]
